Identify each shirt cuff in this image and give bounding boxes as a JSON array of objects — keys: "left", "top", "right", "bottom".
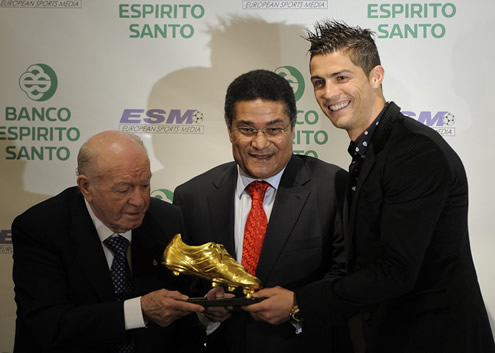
[
  {"left": 197, "top": 312, "right": 221, "bottom": 335},
  {"left": 124, "top": 296, "right": 146, "bottom": 330},
  {"left": 290, "top": 320, "right": 303, "bottom": 334}
]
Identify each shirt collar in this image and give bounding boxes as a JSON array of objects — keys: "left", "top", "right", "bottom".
[
  {"left": 235, "top": 165, "right": 285, "bottom": 199},
  {"left": 84, "top": 199, "right": 132, "bottom": 243},
  {"left": 348, "top": 102, "right": 388, "bottom": 158}
]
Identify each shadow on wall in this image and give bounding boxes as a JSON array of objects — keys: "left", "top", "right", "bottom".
[
  {"left": 0, "top": 139, "right": 51, "bottom": 353},
  {"left": 146, "top": 16, "right": 311, "bottom": 189},
  {"left": 0, "top": 139, "right": 50, "bottom": 231}
]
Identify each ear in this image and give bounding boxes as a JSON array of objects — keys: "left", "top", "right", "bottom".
[
  {"left": 77, "top": 175, "right": 92, "bottom": 201},
  {"left": 228, "top": 126, "right": 234, "bottom": 143},
  {"left": 370, "top": 65, "right": 385, "bottom": 88},
  {"left": 289, "top": 124, "right": 296, "bottom": 138}
]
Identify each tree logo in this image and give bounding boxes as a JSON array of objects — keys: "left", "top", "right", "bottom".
[
  {"left": 275, "top": 66, "right": 305, "bottom": 102},
  {"left": 19, "top": 64, "right": 58, "bottom": 101}
]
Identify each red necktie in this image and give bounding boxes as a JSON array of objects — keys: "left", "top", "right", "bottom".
[{"left": 242, "top": 181, "right": 270, "bottom": 275}]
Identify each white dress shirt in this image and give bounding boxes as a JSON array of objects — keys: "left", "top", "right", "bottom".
[
  {"left": 235, "top": 166, "right": 301, "bottom": 334},
  {"left": 202, "top": 167, "right": 284, "bottom": 335},
  {"left": 85, "top": 200, "right": 146, "bottom": 330},
  {"left": 233, "top": 166, "right": 284, "bottom": 262}
]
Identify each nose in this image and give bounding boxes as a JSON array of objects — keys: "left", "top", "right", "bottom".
[
  {"left": 322, "top": 81, "right": 339, "bottom": 100},
  {"left": 250, "top": 131, "right": 271, "bottom": 149},
  {"left": 128, "top": 187, "right": 148, "bottom": 207}
]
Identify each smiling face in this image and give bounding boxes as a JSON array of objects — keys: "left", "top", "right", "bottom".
[
  {"left": 310, "top": 51, "right": 385, "bottom": 141},
  {"left": 229, "top": 99, "right": 293, "bottom": 179}
]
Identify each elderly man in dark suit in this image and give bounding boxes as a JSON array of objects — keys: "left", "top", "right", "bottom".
[
  {"left": 172, "top": 69, "right": 350, "bottom": 353},
  {"left": 12, "top": 131, "right": 205, "bottom": 353},
  {"left": 248, "top": 20, "right": 495, "bottom": 353}
]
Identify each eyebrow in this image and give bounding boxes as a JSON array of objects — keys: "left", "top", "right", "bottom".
[
  {"left": 311, "top": 70, "right": 354, "bottom": 80},
  {"left": 235, "top": 119, "right": 286, "bottom": 126},
  {"left": 113, "top": 175, "right": 152, "bottom": 186}
]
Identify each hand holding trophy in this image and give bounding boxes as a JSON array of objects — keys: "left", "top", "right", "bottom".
[{"left": 162, "top": 234, "right": 264, "bottom": 306}]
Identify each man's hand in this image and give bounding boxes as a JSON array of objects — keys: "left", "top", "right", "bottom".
[
  {"left": 242, "top": 286, "right": 294, "bottom": 325},
  {"left": 141, "top": 288, "right": 204, "bottom": 327},
  {"left": 203, "top": 286, "right": 235, "bottom": 322}
]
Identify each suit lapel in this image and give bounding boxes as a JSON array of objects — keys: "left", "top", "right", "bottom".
[
  {"left": 131, "top": 214, "right": 169, "bottom": 296},
  {"left": 347, "top": 150, "right": 376, "bottom": 252},
  {"left": 343, "top": 178, "right": 352, "bottom": 263},
  {"left": 256, "top": 156, "right": 311, "bottom": 282},
  {"left": 346, "top": 102, "right": 400, "bottom": 260},
  {"left": 71, "top": 191, "right": 115, "bottom": 302},
  {"left": 207, "top": 163, "right": 237, "bottom": 256}
]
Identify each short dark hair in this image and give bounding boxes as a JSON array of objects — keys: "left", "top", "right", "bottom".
[
  {"left": 224, "top": 69, "right": 297, "bottom": 130},
  {"left": 306, "top": 20, "right": 381, "bottom": 76}
]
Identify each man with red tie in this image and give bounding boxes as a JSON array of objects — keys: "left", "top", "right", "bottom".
[{"left": 173, "top": 69, "right": 351, "bottom": 353}]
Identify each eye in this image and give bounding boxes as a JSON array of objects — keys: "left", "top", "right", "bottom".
[
  {"left": 312, "top": 79, "right": 324, "bottom": 88},
  {"left": 336, "top": 75, "right": 349, "bottom": 82},
  {"left": 265, "top": 127, "right": 285, "bottom": 136},
  {"left": 237, "top": 127, "right": 257, "bottom": 136}
]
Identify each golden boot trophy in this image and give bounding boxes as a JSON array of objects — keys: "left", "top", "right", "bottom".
[{"left": 162, "top": 234, "right": 262, "bottom": 298}]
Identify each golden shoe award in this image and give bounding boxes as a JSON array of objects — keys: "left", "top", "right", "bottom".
[{"left": 162, "top": 234, "right": 263, "bottom": 305}]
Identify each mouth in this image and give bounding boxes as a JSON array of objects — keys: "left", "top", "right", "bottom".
[
  {"left": 125, "top": 211, "right": 144, "bottom": 219},
  {"left": 249, "top": 152, "right": 274, "bottom": 160},
  {"left": 328, "top": 100, "right": 350, "bottom": 112}
]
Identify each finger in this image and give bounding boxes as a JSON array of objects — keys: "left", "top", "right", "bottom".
[
  {"left": 243, "top": 299, "right": 270, "bottom": 313},
  {"left": 174, "top": 300, "right": 205, "bottom": 313},
  {"left": 207, "top": 306, "right": 231, "bottom": 315},
  {"left": 251, "top": 289, "right": 272, "bottom": 298},
  {"left": 161, "top": 289, "right": 189, "bottom": 301},
  {"left": 205, "top": 286, "right": 225, "bottom": 300}
]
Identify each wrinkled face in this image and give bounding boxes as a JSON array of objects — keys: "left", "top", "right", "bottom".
[
  {"left": 229, "top": 99, "right": 293, "bottom": 179},
  {"left": 310, "top": 51, "right": 383, "bottom": 140},
  {"left": 81, "top": 152, "right": 151, "bottom": 233}
]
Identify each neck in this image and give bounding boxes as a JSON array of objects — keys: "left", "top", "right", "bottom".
[{"left": 348, "top": 98, "right": 387, "bottom": 141}]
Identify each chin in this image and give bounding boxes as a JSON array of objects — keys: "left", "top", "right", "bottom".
[
  {"left": 121, "top": 219, "right": 144, "bottom": 231},
  {"left": 252, "top": 169, "right": 278, "bottom": 180},
  {"left": 118, "top": 225, "right": 139, "bottom": 232}
]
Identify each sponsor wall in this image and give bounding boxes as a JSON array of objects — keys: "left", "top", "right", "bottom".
[{"left": 1, "top": 0, "right": 493, "bottom": 350}]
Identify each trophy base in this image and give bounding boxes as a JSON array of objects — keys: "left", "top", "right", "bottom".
[{"left": 184, "top": 297, "right": 266, "bottom": 307}]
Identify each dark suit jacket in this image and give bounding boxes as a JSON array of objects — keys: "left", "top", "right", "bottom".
[
  {"left": 296, "top": 102, "right": 495, "bottom": 353},
  {"left": 173, "top": 154, "right": 350, "bottom": 353},
  {"left": 12, "top": 186, "right": 203, "bottom": 353}
]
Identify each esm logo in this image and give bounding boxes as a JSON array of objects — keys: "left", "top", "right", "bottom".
[
  {"left": 120, "top": 109, "right": 202, "bottom": 125},
  {"left": 119, "top": 109, "right": 204, "bottom": 134},
  {"left": 402, "top": 110, "right": 456, "bottom": 136}
]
